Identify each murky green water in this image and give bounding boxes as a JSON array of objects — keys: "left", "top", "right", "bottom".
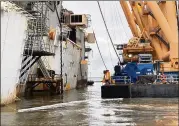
[{"left": 1, "top": 83, "right": 178, "bottom": 126}]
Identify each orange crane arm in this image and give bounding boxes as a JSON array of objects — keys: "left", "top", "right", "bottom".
[
  {"left": 120, "top": 0, "right": 139, "bottom": 37},
  {"left": 147, "top": 1, "right": 178, "bottom": 69},
  {"left": 119, "top": 1, "right": 178, "bottom": 72}
]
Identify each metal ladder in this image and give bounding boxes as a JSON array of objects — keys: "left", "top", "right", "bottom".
[
  {"left": 19, "top": 2, "right": 52, "bottom": 83},
  {"left": 19, "top": 18, "right": 39, "bottom": 83},
  {"left": 37, "top": 57, "right": 51, "bottom": 78}
]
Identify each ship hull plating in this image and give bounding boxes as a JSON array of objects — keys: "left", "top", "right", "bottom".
[
  {"left": 1, "top": 2, "right": 28, "bottom": 105},
  {"left": 1, "top": 2, "right": 89, "bottom": 105}
]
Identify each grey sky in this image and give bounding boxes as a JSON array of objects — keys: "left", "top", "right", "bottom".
[{"left": 63, "top": 1, "right": 132, "bottom": 77}]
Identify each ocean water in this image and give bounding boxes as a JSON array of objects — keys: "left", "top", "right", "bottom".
[{"left": 1, "top": 82, "right": 178, "bottom": 126}]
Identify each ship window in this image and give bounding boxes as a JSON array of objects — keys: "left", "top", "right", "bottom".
[{"left": 71, "top": 15, "right": 82, "bottom": 23}]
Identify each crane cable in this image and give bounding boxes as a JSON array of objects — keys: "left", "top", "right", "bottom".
[
  {"left": 97, "top": 1, "right": 121, "bottom": 63},
  {"left": 115, "top": 1, "right": 129, "bottom": 39},
  {"left": 93, "top": 29, "right": 108, "bottom": 70},
  {"left": 101, "top": 2, "right": 114, "bottom": 67}
]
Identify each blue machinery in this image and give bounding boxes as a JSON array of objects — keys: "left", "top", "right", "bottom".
[
  {"left": 112, "top": 54, "right": 154, "bottom": 84},
  {"left": 112, "top": 54, "right": 179, "bottom": 84},
  {"left": 101, "top": 53, "right": 178, "bottom": 98}
]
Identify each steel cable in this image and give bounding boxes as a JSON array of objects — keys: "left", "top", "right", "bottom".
[
  {"left": 97, "top": 1, "right": 121, "bottom": 63},
  {"left": 116, "top": 1, "right": 129, "bottom": 39},
  {"left": 92, "top": 29, "right": 108, "bottom": 70},
  {"left": 100, "top": 2, "right": 114, "bottom": 67}
]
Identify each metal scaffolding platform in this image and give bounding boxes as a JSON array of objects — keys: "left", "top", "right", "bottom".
[
  {"left": 25, "top": 74, "right": 63, "bottom": 96},
  {"left": 24, "top": 49, "right": 55, "bottom": 56}
]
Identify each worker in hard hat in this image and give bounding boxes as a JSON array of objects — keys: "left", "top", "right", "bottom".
[
  {"left": 102, "top": 70, "right": 106, "bottom": 83},
  {"left": 102, "top": 70, "right": 111, "bottom": 85},
  {"left": 114, "top": 62, "right": 121, "bottom": 76}
]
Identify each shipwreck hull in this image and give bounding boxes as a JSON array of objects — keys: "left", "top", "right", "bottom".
[
  {"left": 1, "top": 2, "right": 29, "bottom": 105},
  {"left": 1, "top": 2, "right": 89, "bottom": 105}
]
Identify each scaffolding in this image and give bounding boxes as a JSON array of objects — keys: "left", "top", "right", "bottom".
[{"left": 14, "top": 2, "right": 63, "bottom": 95}]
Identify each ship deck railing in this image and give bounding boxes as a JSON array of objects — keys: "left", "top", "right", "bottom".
[
  {"left": 112, "top": 75, "right": 179, "bottom": 85},
  {"left": 24, "top": 41, "right": 55, "bottom": 56},
  {"left": 112, "top": 76, "right": 131, "bottom": 84},
  {"left": 67, "top": 38, "right": 82, "bottom": 50},
  {"left": 156, "top": 75, "right": 179, "bottom": 84}
]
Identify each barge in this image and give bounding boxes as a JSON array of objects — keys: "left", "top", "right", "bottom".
[
  {"left": 101, "top": 1, "right": 179, "bottom": 98},
  {"left": 101, "top": 83, "right": 178, "bottom": 98}
]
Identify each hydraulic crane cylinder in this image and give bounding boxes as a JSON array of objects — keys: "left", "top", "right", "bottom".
[
  {"left": 162, "top": 51, "right": 170, "bottom": 61},
  {"left": 166, "top": 1, "right": 178, "bottom": 41},
  {"left": 147, "top": 2, "right": 177, "bottom": 44},
  {"left": 151, "top": 37, "right": 163, "bottom": 60},
  {"left": 147, "top": 1, "right": 178, "bottom": 64}
]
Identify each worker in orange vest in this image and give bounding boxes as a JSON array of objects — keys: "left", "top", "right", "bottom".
[{"left": 102, "top": 70, "right": 111, "bottom": 85}]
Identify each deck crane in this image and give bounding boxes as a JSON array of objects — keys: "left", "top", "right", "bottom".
[
  {"left": 99, "top": 1, "right": 179, "bottom": 98},
  {"left": 111, "top": 1, "right": 179, "bottom": 84}
]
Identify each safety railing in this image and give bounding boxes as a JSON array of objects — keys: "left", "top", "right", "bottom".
[
  {"left": 156, "top": 75, "right": 179, "bottom": 84},
  {"left": 27, "top": 74, "right": 62, "bottom": 82},
  {"left": 27, "top": 74, "right": 38, "bottom": 81},
  {"left": 23, "top": 2, "right": 54, "bottom": 55},
  {"left": 24, "top": 40, "right": 54, "bottom": 53},
  {"left": 112, "top": 76, "right": 131, "bottom": 84}
]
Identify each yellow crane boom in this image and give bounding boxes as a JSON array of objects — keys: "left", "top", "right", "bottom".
[{"left": 120, "top": 1, "right": 178, "bottom": 73}]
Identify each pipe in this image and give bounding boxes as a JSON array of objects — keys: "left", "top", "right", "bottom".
[
  {"left": 120, "top": 0, "right": 139, "bottom": 37},
  {"left": 150, "top": 37, "right": 163, "bottom": 60},
  {"left": 165, "top": 2, "right": 178, "bottom": 60},
  {"left": 155, "top": 34, "right": 169, "bottom": 49},
  {"left": 166, "top": 1, "right": 178, "bottom": 41},
  {"left": 149, "top": 25, "right": 169, "bottom": 61},
  {"left": 154, "top": 26, "right": 169, "bottom": 54},
  {"left": 129, "top": 2, "right": 144, "bottom": 34},
  {"left": 147, "top": 1, "right": 178, "bottom": 61},
  {"left": 148, "top": 14, "right": 165, "bottom": 60},
  {"left": 177, "top": 1, "right": 179, "bottom": 27},
  {"left": 136, "top": 2, "right": 150, "bottom": 39},
  {"left": 147, "top": 2, "right": 177, "bottom": 44}
]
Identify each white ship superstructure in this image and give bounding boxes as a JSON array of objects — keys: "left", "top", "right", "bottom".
[
  {"left": 1, "top": 2, "right": 33, "bottom": 105},
  {"left": 1, "top": 1, "right": 95, "bottom": 105}
]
